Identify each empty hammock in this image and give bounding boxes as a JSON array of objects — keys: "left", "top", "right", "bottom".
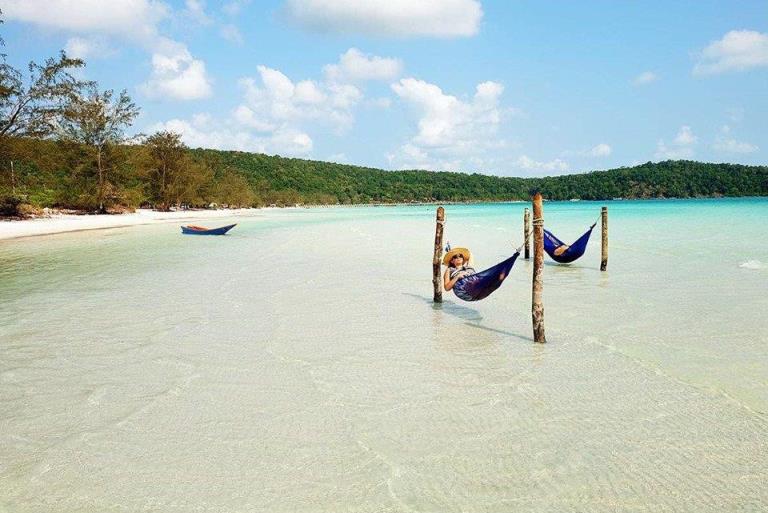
[
  {"left": 453, "top": 252, "right": 520, "bottom": 302},
  {"left": 543, "top": 224, "right": 596, "bottom": 264}
]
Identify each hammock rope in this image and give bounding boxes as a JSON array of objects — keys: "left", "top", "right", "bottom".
[{"left": 515, "top": 223, "right": 533, "bottom": 254}]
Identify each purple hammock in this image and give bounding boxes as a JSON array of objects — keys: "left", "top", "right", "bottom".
[
  {"left": 452, "top": 252, "right": 520, "bottom": 302},
  {"left": 543, "top": 224, "right": 596, "bottom": 264}
]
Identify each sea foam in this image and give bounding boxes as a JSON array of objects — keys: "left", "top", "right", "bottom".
[{"left": 740, "top": 260, "right": 765, "bottom": 270}]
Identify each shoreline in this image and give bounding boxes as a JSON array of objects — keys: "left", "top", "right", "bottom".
[
  {"left": 0, "top": 208, "right": 264, "bottom": 241},
  {"left": 2, "top": 196, "right": 764, "bottom": 242}
]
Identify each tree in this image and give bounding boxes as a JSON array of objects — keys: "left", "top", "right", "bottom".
[
  {"left": 143, "top": 130, "right": 187, "bottom": 210},
  {"left": 0, "top": 12, "right": 89, "bottom": 212},
  {"left": 57, "top": 85, "right": 139, "bottom": 212},
  {"left": 0, "top": 52, "right": 89, "bottom": 141},
  {"left": 171, "top": 159, "right": 213, "bottom": 207},
  {"left": 213, "top": 168, "right": 256, "bottom": 207},
  {"left": 142, "top": 131, "right": 215, "bottom": 209}
]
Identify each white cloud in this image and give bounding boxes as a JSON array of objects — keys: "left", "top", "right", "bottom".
[
  {"left": 162, "top": 51, "right": 391, "bottom": 159},
  {"left": 389, "top": 78, "right": 506, "bottom": 171},
  {"left": 713, "top": 139, "right": 759, "bottom": 153},
  {"left": 295, "top": 80, "right": 327, "bottom": 104},
  {"left": 238, "top": 62, "right": 370, "bottom": 133},
  {"left": 220, "top": 24, "right": 244, "bottom": 44},
  {"left": 232, "top": 105, "right": 276, "bottom": 132},
  {"left": 283, "top": 0, "right": 483, "bottom": 38},
  {"left": 673, "top": 125, "right": 697, "bottom": 146},
  {"left": 3, "top": 0, "right": 168, "bottom": 39},
  {"left": 589, "top": 143, "right": 612, "bottom": 157},
  {"left": 655, "top": 142, "right": 694, "bottom": 160},
  {"left": 513, "top": 155, "right": 569, "bottom": 173},
  {"left": 632, "top": 71, "right": 658, "bottom": 85},
  {"left": 141, "top": 40, "right": 212, "bottom": 100},
  {"left": 150, "top": 115, "right": 313, "bottom": 155},
  {"left": 392, "top": 78, "right": 502, "bottom": 148},
  {"left": 655, "top": 125, "right": 697, "bottom": 159},
  {"left": 184, "top": 0, "right": 212, "bottom": 25},
  {"left": 393, "top": 143, "right": 429, "bottom": 166},
  {"left": 4, "top": 0, "right": 213, "bottom": 102},
  {"left": 269, "top": 129, "right": 313, "bottom": 155},
  {"left": 324, "top": 48, "right": 403, "bottom": 83},
  {"left": 713, "top": 126, "right": 758, "bottom": 153},
  {"left": 693, "top": 30, "right": 768, "bottom": 75},
  {"left": 64, "top": 36, "right": 114, "bottom": 59}
]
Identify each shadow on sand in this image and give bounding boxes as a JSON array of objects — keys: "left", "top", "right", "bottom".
[
  {"left": 543, "top": 260, "right": 600, "bottom": 271},
  {"left": 402, "top": 292, "right": 532, "bottom": 342}
]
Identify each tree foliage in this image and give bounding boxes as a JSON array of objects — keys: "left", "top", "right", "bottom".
[
  {"left": 57, "top": 85, "right": 139, "bottom": 211},
  {"left": 3, "top": 135, "right": 766, "bottom": 216},
  {"left": 142, "top": 131, "right": 198, "bottom": 210},
  {"left": 0, "top": 52, "right": 89, "bottom": 140}
]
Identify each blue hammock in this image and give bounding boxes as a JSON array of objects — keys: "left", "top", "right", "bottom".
[
  {"left": 543, "top": 224, "right": 595, "bottom": 263},
  {"left": 453, "top": 252, "right": 520, "bottom": 302}
]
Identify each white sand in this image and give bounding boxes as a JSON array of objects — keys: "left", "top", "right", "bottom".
[{"left": 0, "top": 208, "right": 263, "bottom": 241}]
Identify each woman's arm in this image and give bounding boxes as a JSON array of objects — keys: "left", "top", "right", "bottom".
[
  {"left": 443, "top": 268, "right": 453, "bottom": 291},
  {"left": 444, "top": 268, "right": 464, "bottom": 291}
]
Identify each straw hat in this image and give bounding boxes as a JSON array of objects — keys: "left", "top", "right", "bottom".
[{"left": 443, "top": 247, "right": 472, "bottom": 266}]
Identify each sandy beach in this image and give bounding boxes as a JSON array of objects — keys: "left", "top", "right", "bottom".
[{"left": 0, "top": 208, "right": 266, "bottom": 241}]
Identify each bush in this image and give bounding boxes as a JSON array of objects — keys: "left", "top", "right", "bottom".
[
  {"left": 17, "top": 203, "right": 43, "bottom": 217},
  {"left": 0, "top": 195, "right": 23, "bottom": 217}
]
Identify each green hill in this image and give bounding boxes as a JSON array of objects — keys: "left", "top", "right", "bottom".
[
  {"left": 197, "top": 148, "right": 768, "bottom": 204},
  {"left": 2, "top": 136, "right": 767, "bottom": 214}
]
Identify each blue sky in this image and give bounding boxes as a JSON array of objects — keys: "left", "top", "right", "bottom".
[{"left": 3, "top": 0, "right": 767, "bottom": 176}]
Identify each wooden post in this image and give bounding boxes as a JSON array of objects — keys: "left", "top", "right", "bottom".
[
  {"left": 600, "top": 206, "right": 608, "bottom": 271},
  {"left": 433, "top": 206, "right": 445, "bottom": 303},
  {"left": 531, "top": 193, "right": 546, "bottom": 343},
  {"left": 524, "top": 208, "right": 531, "bottom": 259}
]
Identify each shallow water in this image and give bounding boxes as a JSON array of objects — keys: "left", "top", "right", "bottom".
[{"left": 1, "top": 199, "right": 767, "bottom": 512}]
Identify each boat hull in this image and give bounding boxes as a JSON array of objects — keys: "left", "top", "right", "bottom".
[{"left": 181, "top": 223, "right": 237, "bottom": 235}]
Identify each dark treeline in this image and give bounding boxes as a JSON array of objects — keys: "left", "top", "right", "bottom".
[
  {"left": 4, "top": 137, "right": 767, "bottom": 216},
  {"left": 1, "top": 18, "right": 766, "bottom": 216},
  {"left": 204, "top": 150, "right": 768, "bottom": 204}
]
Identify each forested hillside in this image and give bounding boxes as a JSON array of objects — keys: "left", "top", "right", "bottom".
[
  {"left": 3, "top": 136, "right": 766, "bottom": 215},
  {"left": 204, "top": 149, "right": 768, "bottom": 204}
]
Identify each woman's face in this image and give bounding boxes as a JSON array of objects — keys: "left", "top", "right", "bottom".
[{"left": 451, "top": 254, "right": 465, "bottom": 266}]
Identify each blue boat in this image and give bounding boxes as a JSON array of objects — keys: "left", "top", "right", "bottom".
[{"left": 181, "top": 223, "right": 237, "bottom": 235}]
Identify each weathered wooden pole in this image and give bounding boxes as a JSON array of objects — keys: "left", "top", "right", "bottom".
[
  {"left": 600, "top": 206, "right": 608, "bottom": 271},
  {"left": 531, "top": 193, "right": 546, "bottom": 343},
  {"left": 433, "top": 206, "right": 445, "bottom": 303},
  {"left": 524, "top": 208, "right": 531, "bottom": 259}
]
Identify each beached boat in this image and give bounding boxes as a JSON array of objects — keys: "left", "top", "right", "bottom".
[{"left": 181, "top": 223, "right": 237, "bottom": 235}]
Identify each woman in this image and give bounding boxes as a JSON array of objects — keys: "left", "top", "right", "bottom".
[{"left": 443, "top": 247, "right": 476, "bottom": 291}]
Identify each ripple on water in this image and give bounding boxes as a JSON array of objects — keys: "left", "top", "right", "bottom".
[{"left": 1, "top": 201, "right": 767, "bottom": 512}]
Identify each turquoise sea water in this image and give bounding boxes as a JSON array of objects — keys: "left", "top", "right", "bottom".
[{"left": 1, "top": 198, "right": 767, "bottom": 512}]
